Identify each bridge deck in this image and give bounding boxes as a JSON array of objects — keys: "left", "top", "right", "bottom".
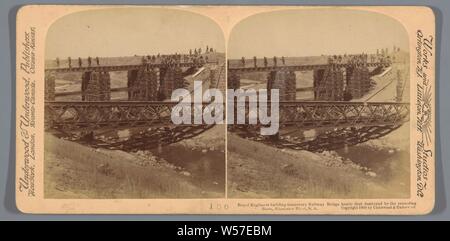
[
  {"left": 228, "top": 62, "right": 390, "bottom": 73},
  {"left": 45, "top": 62, "right": 212, "bottom": 73}
]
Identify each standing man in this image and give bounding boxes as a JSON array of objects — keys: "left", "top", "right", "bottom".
[
  {"left": 96, "top": 57, "right": 100, "bottom": 66},
  {"left": 68, "top": 57, "right": 72, "bottom": 68},
  {"left": 253, "top": 56, "right": 257, "bottom": 67},
  {"left": 264, "top": 57, "right": 268, "bottom": 67},
  {"left": 88, "top": 56, "right": 92, "bottom": 67},
  {"left": 281, "top": 56, "right": 285, "bottom": 65},
  {"left": 78, "top": 57, "right": 82, "bottom": 67},
  {"left": 56, "top": 57, "right": 60, "bottom": 68}
]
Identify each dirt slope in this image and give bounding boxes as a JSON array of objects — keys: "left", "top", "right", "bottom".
[
  {"left": 227, "top": 132, "right": 409, "bottom": 199},
  {"left": 44, "top": 133, "right": 223, "bottom": 199}
]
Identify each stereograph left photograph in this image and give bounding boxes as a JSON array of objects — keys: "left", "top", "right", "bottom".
[{"left": 43, "top": 8, "right": 226, "bottom": 199}]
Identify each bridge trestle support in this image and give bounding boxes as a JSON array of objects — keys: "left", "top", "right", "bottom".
[
  {"left": 127, "top": 68, "right": 158, "bottom": 101},
  {"left": 313, "top": 65, "right": 344, "bottom": 101},
  {"left": 209, "top": 69, "right": 217, "bottom": 89},
  {"left": 81, "top": 71, "right": 111, "bottom": 101},
  {"left": 345, "top": 64, "right": 371, "bottom": 99},
  {"left": 159, "top": 66, "right": 184, "bottom": 100},
  {"left": 227, "top": 71, "right": 241, "bottom": 90},
  {"left": 45, "top": 72, "right": 56, "bottom": 101},
  {"left": 267, "top": 70, "right": 296, "bottom": 101}
]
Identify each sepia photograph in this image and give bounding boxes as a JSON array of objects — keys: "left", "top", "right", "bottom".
[
  {"left": 14, "top": 5, "right": 435, "bottom": 215},
  {"left": 227, "top": 9, "right": 411, "bottom": 198},
  {"left": 43, "top": 8, "right": 226, "bottom": 199}
]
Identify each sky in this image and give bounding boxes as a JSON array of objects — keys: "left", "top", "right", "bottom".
[
  {"left": 45, "top": 8, "right": 225, "bottom": 59},
  {"left": 228, "top": 9, "right": 409, "bottom": 59}
]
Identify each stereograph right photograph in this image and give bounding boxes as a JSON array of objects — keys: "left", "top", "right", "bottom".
[{"left": 227, "top": 9, "right": 411, "bottom": 199}]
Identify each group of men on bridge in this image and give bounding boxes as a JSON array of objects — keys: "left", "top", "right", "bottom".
[
  {"left": 189, "top": 45, "right": 214, "bottom": 56},
  {"left": 54, "top": 45, "right": 214, "bottom": 69},
  {"left": 237, "top": 56, "right": 287, "bottom": 68},
  {"left": 56, "top": 56, "right": 101, "bottom": 68},
  {"left": 327, "top": 53, "right": 392, "bottom": 65},
  {"left": 233, "top": 49, "right": 396, "bottom": 69},
  {"left": 141, "top": 53, "right": 208, "bottom": 66}
]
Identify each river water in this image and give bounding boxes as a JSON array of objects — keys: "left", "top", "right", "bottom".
[
  {"left": 151, "top": 145, "right": 225, "bottom": 194},
  {"left": 336, "top": 143, "right": 410, "bottom": 197}
]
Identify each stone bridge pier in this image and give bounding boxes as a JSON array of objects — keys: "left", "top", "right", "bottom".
[
  {"left": 81, "top": 71, "right": 111, "bottom": 101},
  {"left": 127, "top": 68, "right": 158, "bottom": 101}
]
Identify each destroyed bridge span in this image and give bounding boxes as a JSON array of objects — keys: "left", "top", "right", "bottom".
[{"left": 44, "top": 100, "right": 409, "bottom": 152}]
